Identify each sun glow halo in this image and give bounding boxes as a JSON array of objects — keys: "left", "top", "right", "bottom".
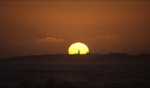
[{"left": 68, "top": 42, "right": 89, "bottom": 55}]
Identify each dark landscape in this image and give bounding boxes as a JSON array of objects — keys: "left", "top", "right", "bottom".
[
  {"left": 0, "top": 1, "right": 150, "bottom": 88},
  {"left": 0, "top": 54, "right": 150, "bottom": 88}
]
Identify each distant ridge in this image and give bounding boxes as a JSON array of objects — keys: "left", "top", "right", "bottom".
[{"left": 0, "top": 53, "right": 150, "bottom": 64}]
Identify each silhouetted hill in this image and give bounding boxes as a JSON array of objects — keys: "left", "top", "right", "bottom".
[
  {"left": 0, "top": 53, "right": 150, "bottom": 64},
  {"left": 0, "top": 53, "right": 150, "bottom": 88}
]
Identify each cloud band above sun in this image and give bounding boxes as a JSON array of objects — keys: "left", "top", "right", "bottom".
[{"left": 35, "top": 37, "right": 64, "bottom": 42}]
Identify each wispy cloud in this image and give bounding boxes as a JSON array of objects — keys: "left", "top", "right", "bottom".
[
  {"left": 35, "top": 37, "right": 64, "bottom": 42},
  {"left": 87, "top": 34, "right": 116, "bottom": 40}
]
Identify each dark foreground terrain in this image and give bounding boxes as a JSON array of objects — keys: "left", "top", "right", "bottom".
[{"left": 0, "top": 54, "right": 150, "bottom": 88}]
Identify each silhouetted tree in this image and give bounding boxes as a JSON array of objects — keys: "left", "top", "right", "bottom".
[
  {"left": 3, "top": 87, "right": 11, "bottom": 88},
  {"left": 33, "top": 84, "right": 42, "bottom": 88},
  {"left": 112, "top": 86, "right": 121, "bottom": 88},
  {"left": 43, "top": 79, "right": 57, "bottom": 88},
  {"left": 18, "top": 80, "right": 32, "bottom": 88},
  {"left": 60, "top": 82, "right": 78, "bottom": 88}
]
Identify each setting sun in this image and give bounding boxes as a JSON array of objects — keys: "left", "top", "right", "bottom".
[{"left": 68, "top": 42, "right": 89, "bottom": 55}]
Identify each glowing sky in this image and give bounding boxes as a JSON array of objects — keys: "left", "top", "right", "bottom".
[{"left": 0, "top": 1, "right": 150, "bottom": 58}]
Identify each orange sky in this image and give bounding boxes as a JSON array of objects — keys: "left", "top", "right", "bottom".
[{"left": 0, "top": 1, "right": 150, "bottom": 58}]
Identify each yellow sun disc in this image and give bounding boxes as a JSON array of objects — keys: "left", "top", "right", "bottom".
[{"left": 68, "top": 42, "right": 89, "bottom": 55}]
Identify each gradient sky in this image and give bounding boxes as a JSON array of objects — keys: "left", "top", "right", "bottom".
[{"left": 0, "top": 1, "right": 150, "bottom": 58}]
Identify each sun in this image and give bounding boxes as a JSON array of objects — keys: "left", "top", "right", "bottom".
[{"left": 68, "top": 42, "right": 89, "bottom": 55}]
